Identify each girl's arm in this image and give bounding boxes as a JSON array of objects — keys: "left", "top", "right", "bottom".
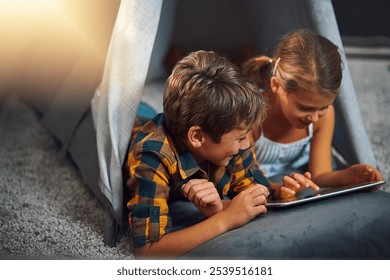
[
  {"left": 309, "top": 105, "right": 355, "bottom": 187},
  {"left": 308, "top": 105, "right": 335, "bottom": 187},
  {"left": 309, "top": 106, "right": 383, "bottom": 187}
]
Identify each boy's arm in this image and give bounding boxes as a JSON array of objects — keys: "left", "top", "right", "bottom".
[
  {"left": 182, "top": 179, "right": 224, "bottom": 216},
  {"left": 128, "top": 144, "right": 267, "bottom": 258},
  {"left": 135, "top": 185, "right": 268, "bottom": 258}
]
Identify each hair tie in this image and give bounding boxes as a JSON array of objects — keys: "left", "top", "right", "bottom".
[{"left": 272, "top": 57, "right": 281, "bottom": 76}]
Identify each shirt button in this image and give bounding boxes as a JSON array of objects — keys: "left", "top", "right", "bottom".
[{"left": 152, "top": 209, "right": 158, "bottom": 216}]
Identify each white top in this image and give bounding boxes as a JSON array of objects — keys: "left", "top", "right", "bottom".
[{"left": 254, "top": 124, "right": 313, "bottom": 182}]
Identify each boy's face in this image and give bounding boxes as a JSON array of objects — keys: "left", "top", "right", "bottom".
[{"left": 197, "top": 128, "right": 251, "bottom": 167}]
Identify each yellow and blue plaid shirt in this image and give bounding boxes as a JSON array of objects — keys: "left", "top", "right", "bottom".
[{"left": 127, "top": 113, "right": 270, "bottom": 248}]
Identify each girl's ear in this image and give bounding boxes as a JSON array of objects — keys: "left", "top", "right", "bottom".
[
  {"left": 187, "top": 126, "right": 204, "bottom": 148},
  {"left": 270, "top": 76, "right": 283, "bottom": 95}
]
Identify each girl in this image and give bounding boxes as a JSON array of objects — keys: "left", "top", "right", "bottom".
[{"left": 242, "top": 29, "right": 382, "bottom": 188}]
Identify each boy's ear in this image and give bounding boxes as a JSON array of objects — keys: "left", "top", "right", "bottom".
[{"left": 187, "top": 126, "right": 204, "bottom": 148}]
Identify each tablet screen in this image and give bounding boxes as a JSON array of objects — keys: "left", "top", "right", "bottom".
[{"left": 267, "top": 180, "right": 386, "bottom": 208}]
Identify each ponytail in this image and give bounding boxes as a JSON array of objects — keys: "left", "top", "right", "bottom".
[
  {"left": 241, "top": 56, "right": 273, "bottom": 90},
  {"left": 242, "top": 29, "right": 342, "bottom": 98}
]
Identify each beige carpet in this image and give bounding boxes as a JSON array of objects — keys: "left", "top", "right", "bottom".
[{"left": 0, "top": 97, "right": 133, "bottom": 259}]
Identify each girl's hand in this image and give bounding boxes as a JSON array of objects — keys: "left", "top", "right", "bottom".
[
  {"left": 344, "top": 164, "right": 383, "bottom": 185},
  {"left": 276, "top": 172, "right": 320, "bottom": 199}
]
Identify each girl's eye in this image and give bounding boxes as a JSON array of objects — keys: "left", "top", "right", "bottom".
[
  {"left": 299, "top": 106, "right": 313, "bottom": 112},
  {"left": 299, "top": 105, "right": 329, "bottom": 112},
  {"left": 320, "top": 107, "right": 329, "bottom": 112},
  {"left": 296, "top": 104, "right": 312, "bottom": 111}
]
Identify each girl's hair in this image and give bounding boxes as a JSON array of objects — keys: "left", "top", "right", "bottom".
[
  {"left": 163, "top": 50, "right": 268, "bottom": 143},
  {"left": 241, "top": 29, "right": 343, "bottom": 97}
]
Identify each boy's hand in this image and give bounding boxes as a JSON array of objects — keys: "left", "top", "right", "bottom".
[
  {"left": 182, "top": 179, "right": 223, "bottom": 217},
  {"left": 223, "top": 184, "right": 268, "bottom": 230},
  {"left": 277, "top": 172, "right": 320, "bottom": 199}
]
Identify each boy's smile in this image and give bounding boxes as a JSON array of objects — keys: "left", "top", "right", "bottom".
[{"left": 193, "top": 128, "right": 251, "bottom": 167}]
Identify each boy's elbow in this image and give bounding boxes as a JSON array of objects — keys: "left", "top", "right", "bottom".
[
  {"left": 134, "top": 242, "right": 154, "bottom": 257},
  {"left": 134, "top": 241, "right": 175, "bottom": 259}
]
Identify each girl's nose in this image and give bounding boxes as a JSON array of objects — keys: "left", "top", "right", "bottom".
[{"left": 307, "top": 111, "right": 319, "bottom": 123}]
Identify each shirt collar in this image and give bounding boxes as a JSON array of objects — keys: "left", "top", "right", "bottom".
[{"left": 168, "top": 135, "right": 206, "bottom": 180}]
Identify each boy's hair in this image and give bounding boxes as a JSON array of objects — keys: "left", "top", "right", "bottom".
[
  {"left": 241, "top": 29, "right": 343, "bottom": 97},
  {"left": 163, "top": 50, "right": 268, "bottom": 143}
]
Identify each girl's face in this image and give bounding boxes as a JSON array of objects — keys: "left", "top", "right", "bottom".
[{"left": 278, "top": 88, "right": 336, "bottom": 129}]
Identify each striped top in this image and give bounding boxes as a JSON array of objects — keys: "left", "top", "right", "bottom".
[
  {"left": 254, "top": 124, "right": 313, "bottom": 182},
  {"left": 127, "top": 113, "right": 270, "bottom": 248}
]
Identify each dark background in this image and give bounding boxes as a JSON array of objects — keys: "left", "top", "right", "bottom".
[{"left": 333, "top": 0, "right": 390, "bottom": 39}]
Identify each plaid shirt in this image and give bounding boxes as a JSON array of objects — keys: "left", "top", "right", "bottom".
[{"left": 127, "top": 113, "right": 270, "bottom": 248}]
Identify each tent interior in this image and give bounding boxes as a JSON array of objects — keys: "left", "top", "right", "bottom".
[{"left": 3, "top": 0, "right": 390, "bottom": 258}]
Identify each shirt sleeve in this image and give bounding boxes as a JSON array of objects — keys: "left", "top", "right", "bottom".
[
  {"left": 231, "top": 147, "right": 272, "bottom": 194},
  {"left": 127, "top": 148, "right": 171, "bottom": 248}
]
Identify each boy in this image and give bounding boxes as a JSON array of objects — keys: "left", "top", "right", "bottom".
[{"left": 126, "top": 50, "right": 314, "bottom": 258}]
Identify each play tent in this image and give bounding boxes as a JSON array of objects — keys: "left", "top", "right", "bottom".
[
  {"left": 17, "top": 0, "right": 390, "bottom": 258},
  {"left": 92, "top": 0, "right": 378, "bottom": 240}
]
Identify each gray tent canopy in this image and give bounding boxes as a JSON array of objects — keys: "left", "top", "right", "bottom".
[{"left": 27, "top": 0, "right": 381, "bottom": 252}]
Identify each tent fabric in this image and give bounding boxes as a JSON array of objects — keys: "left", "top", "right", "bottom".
[
  {"left": 305, "top": 0, "right": 376, "bottom": 166},
  {"left": 91, "top": 0, "right": 163, "bottom": 225},
  {"left": 28, "top": 0, "right": 382, "bottom": 251}
]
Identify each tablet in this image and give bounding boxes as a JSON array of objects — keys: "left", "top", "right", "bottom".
[{"left": 267, "top": 180, "right": 386, "bottom": 208}]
